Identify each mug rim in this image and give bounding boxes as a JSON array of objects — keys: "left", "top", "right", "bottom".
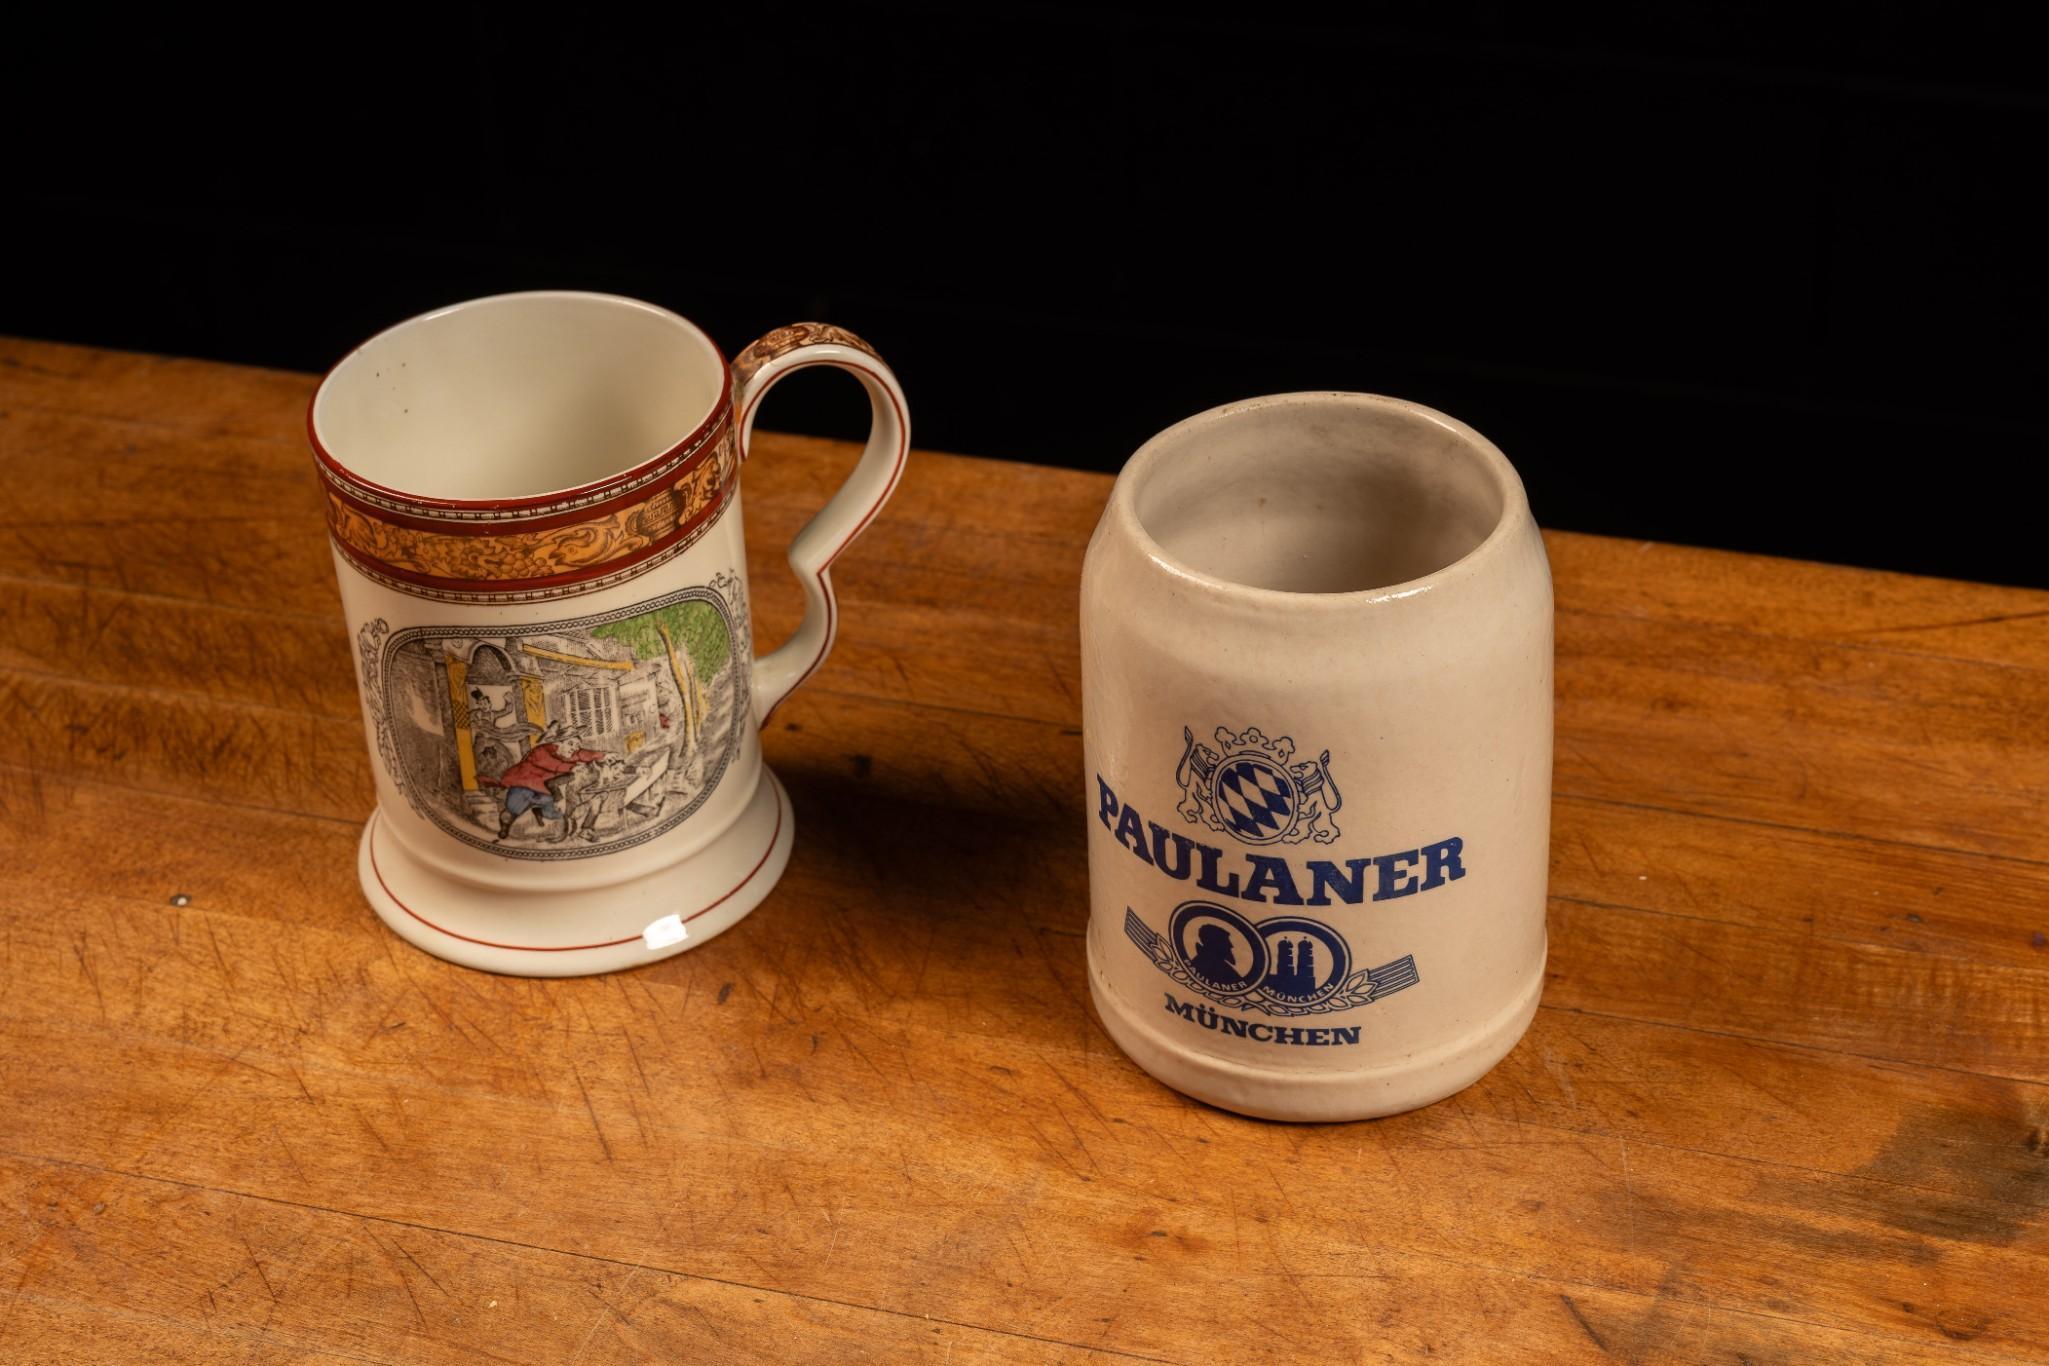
[
  {"left": 307, "top": 289, "right": 732, "bottom": 514},
  {"left": 1110, "top": 391, "right": 1532, "bottom": 606}
]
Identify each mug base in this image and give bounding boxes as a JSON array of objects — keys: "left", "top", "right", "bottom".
[
  {"left": 357, "top": 768, "right": 794, "bottom": 977},
  {"left": 1087, "top": 930, "right": 1544, "bottom": 1122}
]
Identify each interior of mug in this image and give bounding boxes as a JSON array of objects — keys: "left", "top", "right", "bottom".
[
  {"left": 311, "top": 292, "right": 725, "bottom": 501},
  {"left": 1130, "top": 395, "right": 1512, "bottom": 594}
]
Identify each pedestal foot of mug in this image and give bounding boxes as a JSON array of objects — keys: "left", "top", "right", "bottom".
[
  {"left": 1087, "top": 930, "right": 1545, "bottom": 1122},
  {"left": 357, "top": 769, "right": 795, "bottom": 977}
]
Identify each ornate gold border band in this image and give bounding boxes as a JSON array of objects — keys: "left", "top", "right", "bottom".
[
  {"left": 731, "top": 322, "right": 882, "bottom": 393},
  {"left": 325, "top": 418, "right": 739, "bottom": 602}
]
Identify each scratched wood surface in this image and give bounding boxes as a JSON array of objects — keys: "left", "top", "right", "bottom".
[{"left": 0, "top": 336, "right": 2045, "bottom": 1364}]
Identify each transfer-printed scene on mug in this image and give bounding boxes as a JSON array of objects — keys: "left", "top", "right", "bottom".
[{"left": 361, "top": 575, "right": 749, "bottom": 860}]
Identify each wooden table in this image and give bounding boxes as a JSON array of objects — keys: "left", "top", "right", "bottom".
[{"left": 3, "top": 338, "right": 2046, "bottom": 1364}]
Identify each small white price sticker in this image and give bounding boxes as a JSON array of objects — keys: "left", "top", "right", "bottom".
[{"left": 642, "top": 914, "right": 688, "bottom": 950}]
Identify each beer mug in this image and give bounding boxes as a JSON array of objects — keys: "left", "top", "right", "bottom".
[
  {"left": 1082, "top": 393, "right": 1552, "bottom": 1119},
  {"left": 310, "top": 292, "right": 907, "bottom": 975}
]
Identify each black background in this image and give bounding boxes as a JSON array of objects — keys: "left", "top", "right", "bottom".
[{"left": 6, "top": 4, "right": 2044, "bottom": 586}]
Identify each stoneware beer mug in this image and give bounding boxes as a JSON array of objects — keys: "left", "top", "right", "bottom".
[
  {"left": 1082, "top": 393, "right": 1552, "bottom": 1120},
  {"left": 310, "top": 291, "right": 907, "bottom": 976}
]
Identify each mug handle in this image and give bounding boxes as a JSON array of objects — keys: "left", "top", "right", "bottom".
[{"left": 731, "top": 323, "right": 910, "bottom": 726}]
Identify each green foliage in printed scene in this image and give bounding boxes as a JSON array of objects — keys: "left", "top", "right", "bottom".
[{"left": 591, "top": 601, "right": 730, "bottom": 682}]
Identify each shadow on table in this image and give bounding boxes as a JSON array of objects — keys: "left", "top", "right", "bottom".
[{"left": 774, "top": 761, "right": 1088, "bottom": 935}]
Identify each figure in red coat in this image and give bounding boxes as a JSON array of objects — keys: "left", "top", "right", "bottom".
[{"left": 481, "top": 722, "right": 605, "bottom": 842}]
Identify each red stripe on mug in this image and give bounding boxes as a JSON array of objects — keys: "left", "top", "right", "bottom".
[
  {"left": 308, "top": 360, "right": 734, "bottom": 520},
  {"left": 365, "top": 784, "right": 784, "bottom": 953}
]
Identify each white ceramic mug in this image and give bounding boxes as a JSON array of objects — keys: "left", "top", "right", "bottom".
[
  {"left": 310, "top": 291, "right": 907, "bottom": 976},
  {"left": 1081, "top": 393, "right": 1552, "bottom": 1120}
]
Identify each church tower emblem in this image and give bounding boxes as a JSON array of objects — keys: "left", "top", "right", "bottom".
[{"left": 1125, "top": 901, "right": 1419, "bottom": 1018}]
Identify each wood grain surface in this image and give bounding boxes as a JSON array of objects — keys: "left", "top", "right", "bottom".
[{"left": 2, "top": 337, "right": 2046, "bottom": 1363}]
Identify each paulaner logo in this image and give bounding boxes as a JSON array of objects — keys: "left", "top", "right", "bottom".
[
  {"left": 1127, "top": 903, "right": 1420, "bottom": 1025},
  {"left": 1097, "top": 775, "right": 1464, "bottom": 906}
]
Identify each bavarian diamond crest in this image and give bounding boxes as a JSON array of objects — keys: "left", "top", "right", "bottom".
[
  {"left": 1176, "top": 723, "right": 1343, "bottom": 846},
  {"left": 1216, "top": 757, "right": 1295, "bottom": 841}
]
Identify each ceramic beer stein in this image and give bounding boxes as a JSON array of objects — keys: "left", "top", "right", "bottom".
[
  {"left": 310, "top": 291, "right": 907, "bottom": 976},
  {"left": 1082, "top": 393, "right": 1552, "bottom": 1120}
]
